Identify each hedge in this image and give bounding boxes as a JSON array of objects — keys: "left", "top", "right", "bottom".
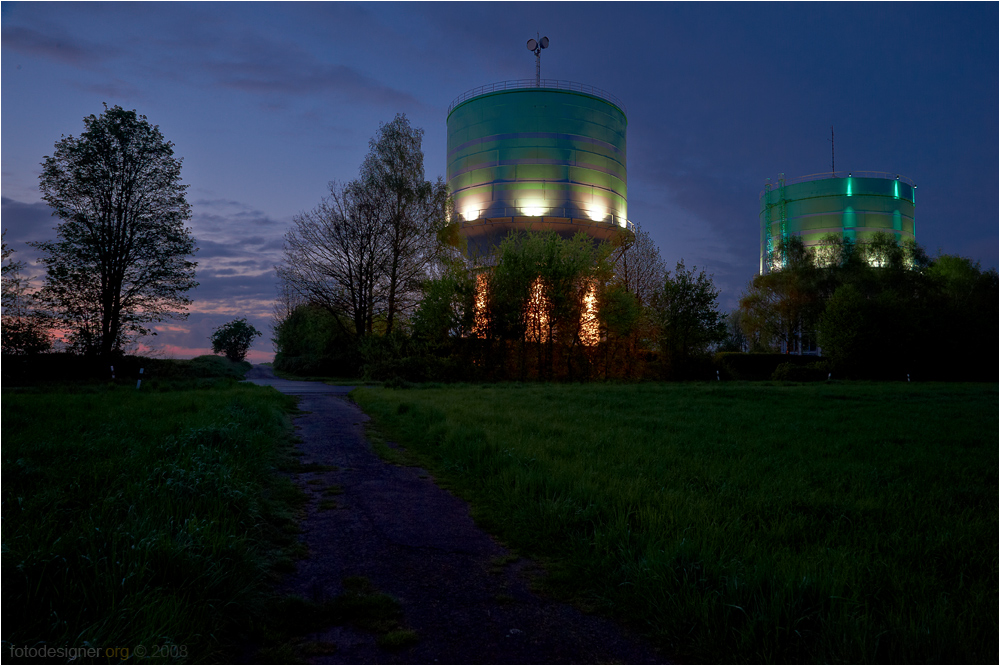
[{"left": 714, "top": 352, "right": 823, "bottom": 381}]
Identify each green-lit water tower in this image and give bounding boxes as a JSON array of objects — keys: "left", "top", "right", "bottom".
[
  {"left": 759, "top": 171, "right": 917, "bottom": 273},
  {"left": 447, "top": 44, "right": 633, "bottom": 256}
]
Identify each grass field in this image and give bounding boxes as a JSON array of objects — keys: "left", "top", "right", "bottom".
[
  {"left": 352, "top": 381, "right": 998, "bottom": 664},
  {"left": 2, "top": 375, "right": 303, "bottom": 662}
]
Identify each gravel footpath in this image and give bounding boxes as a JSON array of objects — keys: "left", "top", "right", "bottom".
[{"left": 245, "top": 366, "right": 664, "bottom": 664}]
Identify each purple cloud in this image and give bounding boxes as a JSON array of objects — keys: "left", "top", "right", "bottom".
[{"left": 1, "top": 25, "right": 115, "bottom": 66}]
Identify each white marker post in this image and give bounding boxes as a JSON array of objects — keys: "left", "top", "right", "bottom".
[
  {"left": 136, "top": 368, "right": 144, "bottom": 389},
  {"left": 110, "top": 365, "right": 115, "bottom": 380}
]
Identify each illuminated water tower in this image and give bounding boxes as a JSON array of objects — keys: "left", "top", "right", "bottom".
[
  {"left": 446, "top": 37, "right": 634, "bottom": 256},
  {"left": 760, "top": 171, "right": 917, "bottom": 274}
]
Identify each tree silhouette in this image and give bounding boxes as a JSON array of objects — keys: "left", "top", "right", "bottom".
[
  {"left": 1, "top": 232, "right": 51, "bottom": 355},
  {"left": 33, "top": 105, "right": 197, "bottom": 356},
  {"left": 654, "top": 260, "right": 726, "bottom": 376},
  {"left": 277, "top": 115, "right": 449, "bottom": 338},
  {"left": 210, "top": 318, "right": 262, "bottom": 363},
  {"left": 358, "top": 114, "right": 450, "bottom": 333}
]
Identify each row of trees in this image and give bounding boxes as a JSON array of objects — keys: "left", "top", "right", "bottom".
[
  {"left": 273, "top": 129, "right": 729, "bottom": 382},
  {"left": 276, "top": 115, "right": 451, "bottom": 340},
  {"left": 11, "top": 104, "right": 992, "bottom": 381},
  {"left": 734, "top": 233, "right": 997, "bottom": 378}
]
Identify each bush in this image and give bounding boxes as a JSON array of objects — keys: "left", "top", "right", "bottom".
[
  {"left": 210, "top": 318, "right": 262, "bottom": 362},
  {"left": 272, "top": 305, "right": 359, "bottom": 377},
  {"left": 771, "top": 361, "right": 829, "bottom": 382},
  {"left": 653, "top": 351, "right": 716, "bottom": 381},
  {"left": 358, "top": 333, "right": 482, "bottom": 383},
  {"left": 715, "top": 352, "right": 820, "bottom": 381}
]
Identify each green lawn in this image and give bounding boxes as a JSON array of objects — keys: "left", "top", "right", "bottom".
[
  {"left": 352, "top": 381, "right": 998, "bottom": 664},
  {"left": 2, "top": 379, "right": 302, "bottom": 662}
]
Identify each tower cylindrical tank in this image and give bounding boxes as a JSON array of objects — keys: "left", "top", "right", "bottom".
[
  {"left": 447, "top": 80, "right": 633, "bottom": 255},
  {"left": 759, "top": 172, "right": 917, "bottom": 273}
]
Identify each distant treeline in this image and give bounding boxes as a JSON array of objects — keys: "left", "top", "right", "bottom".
[
  {"left": 275, "top": 228, "right": 721, "bottom": 382},
  {"left": 738, "top": 233, "right": 997, "bottom": 380},
  {"left": 273, "top": 230, "right": 997, "bottom": 383}
]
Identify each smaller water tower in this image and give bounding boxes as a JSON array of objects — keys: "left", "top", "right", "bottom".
[{"left": 759, "top": 171, "right": 917, "bottom": 273}]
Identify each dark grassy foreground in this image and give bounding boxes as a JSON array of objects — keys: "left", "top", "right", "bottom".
[
  {"left": 353, "top": 381, "right": 998, "bottom": 664},
  {"left": 2, "top": 373, "right": 303, "bottom": 662}
]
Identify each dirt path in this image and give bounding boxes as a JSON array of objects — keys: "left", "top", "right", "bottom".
[{"left": 245, "top": 367, "right": 663, "bottom": 664}]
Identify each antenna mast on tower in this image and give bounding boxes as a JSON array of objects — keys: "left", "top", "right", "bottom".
[
  {"left": 830, "top": 125, "right": 835, "bottom": 175},
  {"left": 526, "top": 35, "right": 550, "bottom": 86}
]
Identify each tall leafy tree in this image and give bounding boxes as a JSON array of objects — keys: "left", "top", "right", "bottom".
[
  {"left": 596, "top": 283, "right": 642, "bottom": 378},
  {"left": 923, "top": 255, "right": 998, "bottom": 374},
  {"left": 816, "top": 283, "right": 875, "bottom": 371},
  {"left": 488, "top": 232, "right": 604, "bottom": 342},
  {"left": 410, "top": 262, "right": 477, "bottom": 343},
  {"left": 817, "top": 245, "right": 996, "bottom": 378},
  {"left": 359, "top": 114, "right": 450, "bottom": 333},
  {"left": 653, "top": 260, "right": 726, "bottom": 377},
  {"left": 472, "top": 231, "right": 609, "bottom": 379},
  {"left": 738, "top": 236, "right": 822, "bottom": 353},
  {"left": 32, "top": 105, "right": 197, "bottom": 356},
  {"left": 272, "top": 303, "right": 359, "bottom": 376},
  {"left": 276, "top": 115, "right": 448, "bottom": 340},
  {"left": 270, "top": 279, "right": 305, "bottom": 353}
]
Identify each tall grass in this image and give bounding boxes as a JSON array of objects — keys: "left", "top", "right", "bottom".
[
  {"left": 2, "top": 380, "right": 300, "bottom": 662},
  {"left": 353, "top": 382, "right": 998, "bottom": 663}
]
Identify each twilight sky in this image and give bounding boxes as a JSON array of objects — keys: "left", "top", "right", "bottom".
[{"left": 2, "top": 2, "right": 997, "bottom": 361}]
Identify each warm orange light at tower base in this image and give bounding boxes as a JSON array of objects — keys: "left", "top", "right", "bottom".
[
  {"left": 471, "top": 275, "right": 600, "bottom": 346},
  {"left": 525, "top": 278, "right": 550, "bottom": 343},
  {"left": 579, "top": 283, "right": 600, "bottom": 346}
]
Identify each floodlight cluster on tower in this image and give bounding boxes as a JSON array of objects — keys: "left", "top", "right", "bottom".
[{"left": 526, "top": 35, "right": 549, "bottom": 86}]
